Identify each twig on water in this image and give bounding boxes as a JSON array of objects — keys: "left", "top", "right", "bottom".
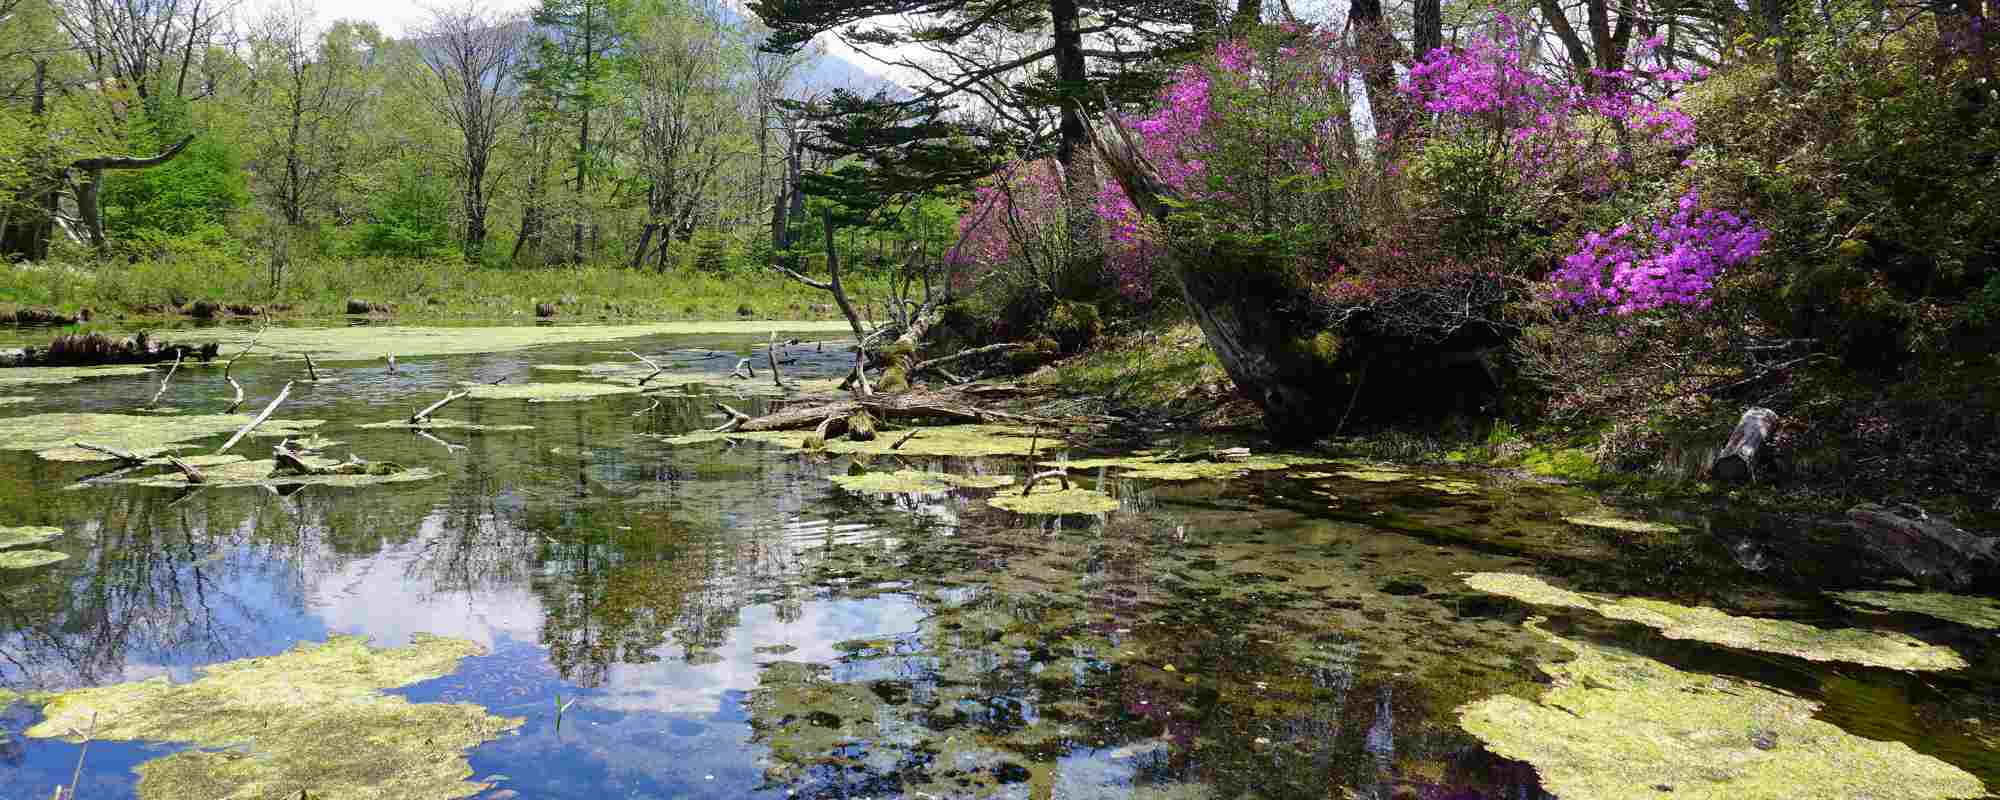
[
  {"left": 302, "top": 353, "right": 321, "bottom": 381},
  {"left": 409, "top": 390, "right": 469, "bottom": 425},
  {"left": 628, "top": 350, "right": 667, "bottom": 385}
]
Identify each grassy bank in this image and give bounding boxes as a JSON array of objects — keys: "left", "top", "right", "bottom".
[
  {"left": 1038, "top": 316, "right": 2000, "bottom": 523},
  {"left": 0, "top": 257, "right": 894, "bottom": 322}
]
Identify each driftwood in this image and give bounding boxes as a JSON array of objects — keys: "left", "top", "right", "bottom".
[
  {"left": 731, "top": 358, "right": 755, "bottom": 380},
  {"left": 163, "top": 455, "right": 206, "bottom": 484},
  {"left": 628, "top": 350, "right": 666, "bottom": 385},
  {"left": 737, "top": 388, "right": 1055, "bottom": 433},
  {"left": 1022, "top": 468, "right": 1071, "bottom": 496},
  {"left": 216, "top": 381, "right": 293, "bottom": 454},
  {"left": 1847, "top": 503, "right": 2000, "bottom": 590},
  {"left": 890, "top": 429, "right": 921, "bottom": 450},
  {"left": 147, "top": 348, "right": 183, "bottom": 407},
  {"left": 1711, "top": 407, "right": 1778, "bottom": 483},
  {"left": 302, "top": 353, "right": 321, "bottom": 381},
  {"left": 410, "top": 390, "right": 469, "bottom": 424},
  {"left": 226, "top": 378, "right": 245, "bottom": 413},
  {"left": 711, "top": 402, "right": 753, "bottom": 433},
  {"left": 73, "top": 442, "right": 143, "bottom": 463},
  {"left": 910, "top": 342, "right": 1029, "bottom": 376},
  {"left": 767, "top": 333, "right": 789, "bottom": 390}
]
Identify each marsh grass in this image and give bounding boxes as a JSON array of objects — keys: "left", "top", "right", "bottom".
[{"left": 0, "top": 257, "right": 895, "bottom": 321}]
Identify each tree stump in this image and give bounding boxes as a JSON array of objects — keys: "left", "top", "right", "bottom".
[{"left": 1711, "top": 407, "right": 1778, "bottom": 483}]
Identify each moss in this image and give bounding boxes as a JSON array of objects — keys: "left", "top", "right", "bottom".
[
  {"left": 986, "top": 487, "right": 1119, "bottom": 515},
  {"left": 0, "top": 413, "right": 325, "bottom": 462},
  {"left": 846, "top": 410, "right": 878, "bottom": 441},
  {"left": 462, "top": 381, "right": 643, "bottom": 402},
  {"left": 1335, "top": 468, "right": 1417, "bottom": 482},
  {"left": 174, "top": 322, "right": 855, "bottom": 362},
  {"left": 1420, "top": 478, "right": 1480, "bottom": 495},
  {"left": 1290, "top": 470, "right": 1337, "bottom": 479},
  {"left": 27, "top": 635, "right": 523, "bottom": 800},
  {"left": 830, "top": 469, "right": 1015, "bottom": 494},
  {"left": 1459, "top": 620, "right": 1987, "bottom": 800},
  {"left": 1830, "top": 591, "right": 2000, "bottom": 631},
  {"left": 1040, "top": 300, "right": 1102, "bottom": 352},
  {"left": 0, "top": 365, "right": 156, "bottom": 388},
  {"left": 0, "top": 525, "right": 63, "bottom": 549},
  {"left": 1464, "top": 573, "right": 1966, "bottom": 671},
  {"left": 1515, "top": 445, "right": 1602, "bottom": 481},
  {"left": 1564, "top": 514, "right": 1679, "bottom": 534},
  {"left": 0, "top": 549, "right": 68, "bottom": 569},
  {"left": 873, "top": 367, "right": 910, "bottom": 394}
]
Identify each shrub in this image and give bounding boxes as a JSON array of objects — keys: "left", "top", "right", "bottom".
[{"left": 1040, "top": 300, "right": 1102, "bottom": 353}]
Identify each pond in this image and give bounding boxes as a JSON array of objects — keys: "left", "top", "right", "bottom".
[{"left": 0, "top": 323, "right": 1994, "bottom": 800}]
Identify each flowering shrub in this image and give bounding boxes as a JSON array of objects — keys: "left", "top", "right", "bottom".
[{"left": 1552, "top": 189, "right": 1770, "bottom": 314}]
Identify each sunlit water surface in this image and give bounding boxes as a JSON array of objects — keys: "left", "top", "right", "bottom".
[{"left": 0, "top": 323, "right": 1995, "bottom": 799}]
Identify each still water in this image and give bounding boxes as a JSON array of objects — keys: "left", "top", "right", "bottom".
[{"left": 0, "top": 325, "right": 1994, "bottom": 799}]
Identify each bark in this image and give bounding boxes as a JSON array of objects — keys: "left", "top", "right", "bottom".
[
  {"left": 1847, "top": 503, "right": 2000, "bottom": 590},
  {"left": 1710, "top": 406, "right": 1777, "bottom": 483},
  {"left": 1414, "top": 0, "right": 1442, "bottom": 57},
  {"left": 1050, "top": 0, "right": 1088, "bottom": 169},
  {"left": 1350, "top": 0, "right": 1409, "bottom": 144},
  {"left": 1087, "top": 115, "right": 1352, "bottom": 440}
]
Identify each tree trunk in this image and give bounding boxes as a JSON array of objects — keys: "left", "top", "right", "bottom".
[
  {"left": 1414, "top": 0, "right": 1442, "bottom": 57},
  {"left": 1710, "top": 406, "right": 1777, "bottom": 483},
  {"left": 1351, "top": 0, "right": 1409, "bottom": 144},
  {"left": 632, "top": 222, "right": 659, "bottom": 269},
  {"left": 1050, "top": 0, "right": 1088, "bottom": 169}
]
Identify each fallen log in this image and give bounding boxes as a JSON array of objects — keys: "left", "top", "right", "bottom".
[
  {"left": 910, "top": 341, "right": 1030, "bottom": 377},
  {"left": 1711, "top": 407, "right": 1778, "bottom": 483},
  {"left": 164, "top": 455, "right": 206, "bottom": 484},
  {"left": 73, "top": 442, "right": 144, "bottom": 463},
  {"left": 1847, "top": 503, "right": 1999, "bottom": 590},
  {"left": 736, "top": 389, "right": 1057, "bottom": 433}
]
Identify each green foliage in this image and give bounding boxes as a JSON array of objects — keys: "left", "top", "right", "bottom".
[
  {"left": 690, "top": 230, "right": 730, "bottom": 275},
  {"left": 102, "top": 135, "right": 247, "bottom": 242},
  {"left": 357, "top": 166, "right": 456, "bottom": 259}
]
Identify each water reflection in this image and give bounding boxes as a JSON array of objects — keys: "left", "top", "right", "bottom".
[{"left": 0, "top": 331, "right": 1993, "bottom": 799}]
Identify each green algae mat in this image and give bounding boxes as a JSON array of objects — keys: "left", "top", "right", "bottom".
[
  {"left": 0, "top": 412, "right": 326, "bottom": 462},
  {"left": 830, "top": 469, "right": 1016, "bottom": 494},
  {"left": 986, "top": 487, "right": 1120, "bottom": 515},
  {"left": 463, "top": 381, "right": 645, "bottom": 402},
  {"left": 0, "top": 525, "right": 62, "bottom": 549},
  {"left": 1833, "top": 590, "right": 2000, "bottom": 631},
  {"left": 0, "top": 549, "right": 68, "bottom": 569},
  {"left": 661, "top": 423, "right": 1059, "bottom": 458},
  {"left": 1465, "top": 573, "right": 1966, "bottom": 671},
  {"left": 0, "top": 364, "right": 155, "bottom": 387},
  {"left": 27, "top": 635, "right": 523, "bottom": 800},
  {"left": 1459, "top": 620, "right": 1987, "bottom": 800},
  {"left": 178, "top": 322, "right": 855, "bottom": 362}
]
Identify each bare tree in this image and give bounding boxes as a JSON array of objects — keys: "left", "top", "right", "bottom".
[
  {"left": 627, "top": 2, "right": 743, "bottom": 269},
  {"left": 55, "top": 0, "right": 237, "bottom": 102},
  {"left": 416, "top": 1, "right": 526, "bottom": 261},
  {"left": 245, "top": 0, "right": 374, "bottom": 228}
]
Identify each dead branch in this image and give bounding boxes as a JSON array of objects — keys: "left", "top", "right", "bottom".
[
  {"left": 147, "top": 348, "right": 183, "bottom": 407},
  {"left": 216, "top": 381, "right": 294, "bottom": 454},
  {"left": 73, "top": 442, "right": 143, "bottom": 463},
  {"left": 225, "top": 377, "right": 245, "bottom": 413},
  {"left": 303, "top": 353, "right": 321, "bottom": 381},
  {"left": 223, "top": 326, "right": 267, "bottom": 381},
  {"left": 164, "top": 455, "right": 206, "bottom": 484},
  {"left": 410, "top": 390, "right": 469, "bottom": 424},
  {"left": 628, "top": 350, "right": 667, "bottom": 385},
  {"left": 417, "top": 430, "right": 467, "bottom": 453},
  {"left": 711, "top": 401, "right": 753, "bottom": 433},
  {"left": 890, "top": 429, "right": 921, "bottom": 450},
  {"left": 731, "top": 358, "right": 755, "bottom": 380},
  {"left": 1022, "top": 468, "right": 1071, "bottom": 495},
  {"left": 736, "top": 388, "right": 1058, "bottom": 432},
  {"left": 911, "top": 341, "right": 1029, "bottom": 376},
  {"left": 767, "top": 332, "right": 789, "bottom": 391}
]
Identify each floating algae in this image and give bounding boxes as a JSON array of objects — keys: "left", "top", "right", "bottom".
[
  {"left": 96, "top": 458, "right": 440, "bottom": 490},
  {"left": 1040, "top": 452, "right": 1301, "bottom": 481},
  {"left": 0, "top": 395, "right": 31, "bottom": 405},
  {"left": 0, "top": 549, "right": 68, "bottom": 569},
  {"left": 0, "top": 364, "right": 154, "bottom": 388},
  {"left": 0, "top": 412, "right": 325, "bottom": 462},
  {"left": 0, "top": 525, "right": 62, "bottom": 549},
  {"left": 1564, "top": 514, "right": 1679, "bottom": 534},
  {"left": 462, "top": 381, "right": 644, "bottom": 402},
  {"left": 829, "top": 469, "right": 1015, "bottom": 494},
  {"left": 1420, "top": 478, "right": 1481, "bottom": 495},
  {"left": 356, "top": 418, "right": 534, "bottom": 432},
  {"left": 1335, "top": 468, "right": 1417, "bottom": 483},
  {"left": 26, "top": 634, "right": 523, "bottom": 800},
  {"left": 986, "top": 487, "right": 1119, "bottom": 515},
  {"left": 178, "top": 322, "right": 855, "bottom": 362},
  {"left": 1458, "top": 620, "right": 1988, "bottom": 800},
  {"left": 1464, "top": 573, "right": 1966, "bottom": 671},
  {"left": 1833, "top": 590, "right": 2000, "bottom": 631},
  {"left": 660, "top": 423, "right": 1057, "bottom": 457}
]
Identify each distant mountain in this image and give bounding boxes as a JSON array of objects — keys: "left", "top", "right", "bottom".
[{"left": 712, "top": 0, "right": 912, "bottom": 98}]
